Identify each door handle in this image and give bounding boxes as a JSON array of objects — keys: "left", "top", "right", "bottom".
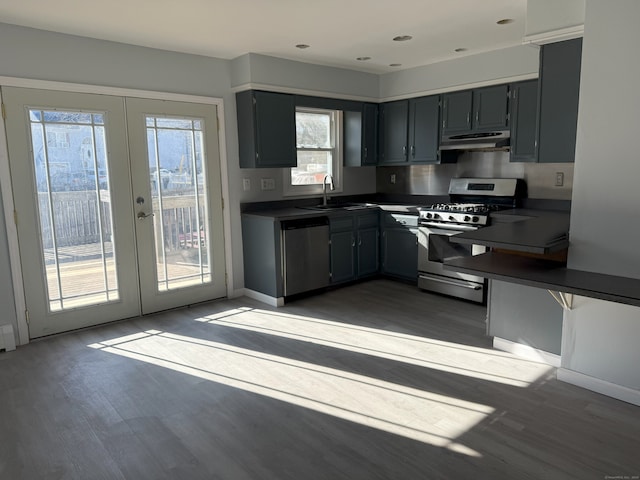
[{"left": 137, "top": 211, "right": 155, "bottom": 220}]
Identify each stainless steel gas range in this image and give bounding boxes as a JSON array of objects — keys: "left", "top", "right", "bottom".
[{"left": 417, "top": 177, "right": 525, "bottom": 303}]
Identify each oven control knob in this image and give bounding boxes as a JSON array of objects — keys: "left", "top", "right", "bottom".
[
  {"left": 472, "top": 216, "right": 479, "bottom": 223},
  {"left": 464, "top": 215, "right": 471, "bottom": 222},
  {"left": 434, "top": 213, "right": 440, "bottom": 219},
  {"left": 448, "top": 216, "right": 455, "bottom": 221},
  {"left": 426, "top": 213, "right": 433, "bottom": 219}
]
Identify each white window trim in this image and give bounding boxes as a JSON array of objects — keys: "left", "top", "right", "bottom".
[{"left": 282, "top": 108, "right": 343, "bottom": 197}]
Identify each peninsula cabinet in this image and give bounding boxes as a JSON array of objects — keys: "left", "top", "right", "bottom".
[
  {"left": 509, "top": 80, "right": 539, "bottom": 163},
  {"left": 379, "top": 95, "right": 448, "bottom": 165},
  {"left": 237, "top": 90, "right": 297, "bottom": 168},
  {"left": 537, "top": 38, "right": 582, "bottom": 163},
  {"left": 442, "top": 84, "right": 509, "bottom": 135}
]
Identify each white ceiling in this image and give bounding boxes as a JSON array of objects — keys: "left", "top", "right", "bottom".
[{"left": 0, "top": 0, "right": 527, "bottom": 74}]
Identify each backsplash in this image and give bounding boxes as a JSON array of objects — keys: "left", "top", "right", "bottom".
[{"left": 376, "top": 151, "right": 574, "bottom": 200}]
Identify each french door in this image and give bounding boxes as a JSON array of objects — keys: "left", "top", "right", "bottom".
[{"left": 2, "top": 87, "right": 226, "bottom": 338}]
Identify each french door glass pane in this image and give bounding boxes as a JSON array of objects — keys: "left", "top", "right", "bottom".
[
  {"left": 30, "top": 109, "right": 118, "bottom": 312},
  {"left": 146, "top": 115, "right": 211, "bottom": 291}
]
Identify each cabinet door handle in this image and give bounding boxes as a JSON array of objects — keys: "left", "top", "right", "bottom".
[
  {"left": 411, "top": 145, "right": 415, "bottom": 157},
  {"left": 475, "top": 111, "right": 479, "bottom": 124},
  {"left": 466, "top": 112, "right": 470, "bottom": 126},
  {"left": 352, "top": 235, "right": 356, "bottom": 247},
  {"left": 402, "top": 146, "right": 407, "bottom": 157},
  {"left": 364, "top": 147, "right": 368, "bottom": 159}
]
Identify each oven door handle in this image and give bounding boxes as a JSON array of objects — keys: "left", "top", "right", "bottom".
[
  {"left": 418, "top": 221, "right": 480, "bottom": 232},
  {"left": 418, "top": 273, "right": 482, "bottom": 290}
]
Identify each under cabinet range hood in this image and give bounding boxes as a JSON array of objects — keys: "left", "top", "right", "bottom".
[{"left": 439, "top": 129, "right": 510, "bottom": 152}]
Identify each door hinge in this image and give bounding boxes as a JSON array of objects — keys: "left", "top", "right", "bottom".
[
  {"left": 221, "top": 197, "right": 224, "bottom": 209},
  {"left": 25, "top": 309, "right": 30, "bottom": 325},
  {"left": 224, "top": 273, "right": 228, "bottom": 286},
  {"left": 13, "top": 210, "right": 18, "bottom": 226},
  {"left": 1, "top": 102, "right": 6, "bottom": 120}
]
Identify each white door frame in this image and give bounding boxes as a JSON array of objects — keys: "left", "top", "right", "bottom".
[{"left": 0, "top": 76, "right": 233, "bottom": 346}]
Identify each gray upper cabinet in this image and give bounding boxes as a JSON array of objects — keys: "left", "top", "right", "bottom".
[
  {"left": 236, "top": 90, "right": 297, "bottom": 168},
  {"left": 442, "top": 90, "right": 473, "bottom": 134},
  {"left": 537, "top": 38, "right": 583, "bottom": 163},
  {"left": 442, "top": 85, "right": 508, "bottom": 135},
  {"left": 379, "top": 100, "right": 409, "bottom": 164},
  {"left": 379, "top": 95, "right": 449, "bottom": 165},
  {"left": 473, "top": 85, "right": 509, "bottom": 131},
  {"left": 408, "top": 96, "right": 440, "bottom": 164},
  {"left": 509, "top": 80, "right": 539, "bottom": 163},
  {"left": 362, "top": 103, "right": 378, "bottom": 166},
  {"left": 344, "top": 103, "right": 378, "bottom": 167}
]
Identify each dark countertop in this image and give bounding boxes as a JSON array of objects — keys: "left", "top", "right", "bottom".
[
  {"left": 242, "top": 203, "right": 421, "bottom": 220},
  {"left": 450, "top": 208, "right": 571, "bottom": 254},
  {"left": 444, "top": 252, "right": 640, "bottom": 308}
]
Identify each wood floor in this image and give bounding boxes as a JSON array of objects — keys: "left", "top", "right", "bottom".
[{"left": 1, "top": 279, "right": 639, "bottom": 479}]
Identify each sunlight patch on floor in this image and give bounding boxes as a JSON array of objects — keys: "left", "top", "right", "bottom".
[
  {"left": 196, "top": 307, "right": 553, "bottom": 388},
  {"left": 89, "top": 329, "right": 491, "bottom": 457}
]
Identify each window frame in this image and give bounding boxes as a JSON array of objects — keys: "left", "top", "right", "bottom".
[{"left": 282, "top": 107, "right": 343, "bottom": 197}]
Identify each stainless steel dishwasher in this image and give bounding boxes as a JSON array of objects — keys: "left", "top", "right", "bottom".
[{"left": 281, "top": 217, "right": 330, "bottom": 296}]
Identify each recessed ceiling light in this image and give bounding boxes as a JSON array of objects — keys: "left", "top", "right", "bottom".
[
  {"left": 389, "top": 63, "right": 402, "bottom": 67},
  {"left": 496, "top": 18, "right": 514, "bottom": 25},
  {"left": 393, "top": 35, "right": 413, "bottom": 42},
  {"left": 356, "top": 56, "right": 372, "bottom": 61},
  {"left": 454, "top": 48, "right": 468, "bottom": 53},
  {"left": 295, "top": 44, "right": 310, "bottom": 49}
]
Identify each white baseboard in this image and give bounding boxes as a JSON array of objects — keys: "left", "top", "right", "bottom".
[
  {"left": 228, "top": 288, "right": 246, "bottom": 299},
  {"left": 242, "top": 288, "right": 285, "bottom": 307},
  {"left": 557, "top": 368, "right": 640, "bottom": 407},
  {"left": 493, "top": 337, "right": 561, "bottom": 367}
]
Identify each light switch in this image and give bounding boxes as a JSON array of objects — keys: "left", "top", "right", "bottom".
[
  {"left": 555, "top": 172, "right": 564, "bottom": 187},
  {"left": 242, "top": 178, "right": 251, "bottom": 191}
]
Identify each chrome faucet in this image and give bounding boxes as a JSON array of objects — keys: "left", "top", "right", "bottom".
[{"left": 322, "top": 174, "right": 335, "bottom": 206}]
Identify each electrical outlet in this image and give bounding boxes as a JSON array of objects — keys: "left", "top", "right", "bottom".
[
  {"left": 390, "top": 174, "right": 397, "bottom": 184},
  {"left": 242, "top": 178, "right": 251, "bottom": 191},
  {"left": 261, "top": 178, "right": 275, "bottom": 191},
  {"left": 555, "top": 172, "right": 564, "bottom": 187}
]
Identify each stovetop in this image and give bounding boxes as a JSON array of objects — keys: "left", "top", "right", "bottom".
[
  {"left": 418, "top": 202, "right": 496, "bottom": 227},
  {"left": 427, "top": 203, "right": 490, "bottom": 214}
]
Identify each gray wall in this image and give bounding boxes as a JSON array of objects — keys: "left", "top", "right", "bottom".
[
  {"left": 379, "top": 45, "right": 539, "bottom": 100},
  {"left": 231, "top": 53, "right": 380, "bottom": 100},
  {"left": 562, "top": 1, "right": 640, "bottom": 392}
]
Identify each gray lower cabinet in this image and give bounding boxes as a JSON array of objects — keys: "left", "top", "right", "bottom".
[
  {"left": 380, "top": 213, "right": 418, "bottom": 282},
  {"left": 329, "top": 211, "right": 379, "bottom": 284}
]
